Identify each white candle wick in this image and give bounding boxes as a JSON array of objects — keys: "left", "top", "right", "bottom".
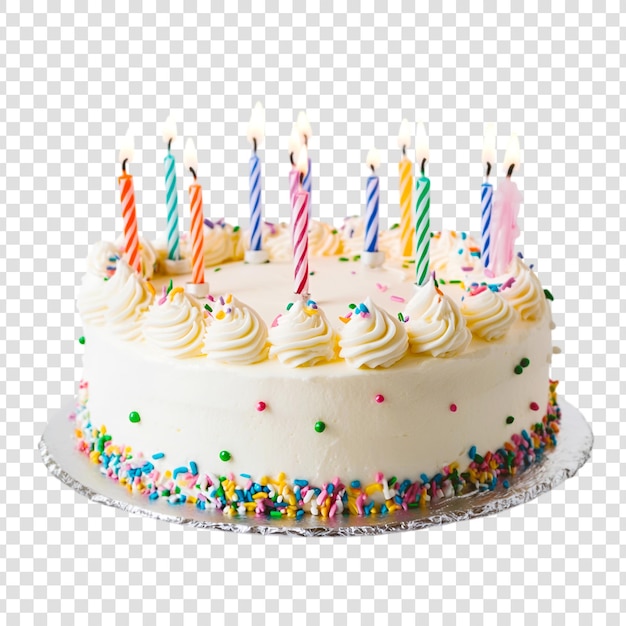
[
  {"left": 288, "top": 123, "right": 302, "bottom": 162},
  {"left": 415, "top": 121, "right": 429, "bottom": 172},
  {"left": 366, "top": 147, "right": 381, "bottom": 172},
  {"left": 297, "top": 111, "right": 312, "bottom": 144},
  {"left": 118, "top": 128, "right": 135, "bottom": 166},
  {"left": 162, "top": 114, "right": 178, "bottom": 148},
  {"left": 247, "top": 102, "right": 265, "bottom": 148},
  {"left": 184, "top": 138, "right": 199, "bottom": 178},
  {"left": 482, "top": 122, "right": 497, "bottom": 173},
  {"left": 397, "top": 118, "right": 411, "bottom": 152},
  {"left": 503, "top": 133, "right": 522, "bottom": 176}
]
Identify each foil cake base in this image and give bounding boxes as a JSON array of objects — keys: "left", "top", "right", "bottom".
[{"left": 39, "top": 399, "right": 593, "bottom": 536}]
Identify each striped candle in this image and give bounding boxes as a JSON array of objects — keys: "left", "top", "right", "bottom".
[
  {"left": 249, "top": 153, "right": 262, "bottom": 251},
  {"left": 480, "top": 182, "right": 493, "bottom": 269},
  {"left": 189, "top": 181, "right": 205, "bottom": 285},
  {"left": 119, "top": 171, "right": 141, "bottom": 274},
  {"left": 364, "top": 148, "right": 381, "bottom": 253},
  {"left": 297, "top": 111, "right": 313, "bottom": 218},
  {"left": 293, "top": 146, "right": 310, "bottom": 295},
  {"left": 397, "top": 119, "right": 413, "bottom": 258},
  {"left": 414, "top": 174, "right": 431, "bottom": 286},
  {"left": 164, "top": 151, "right": 180, "bottom": 261}
]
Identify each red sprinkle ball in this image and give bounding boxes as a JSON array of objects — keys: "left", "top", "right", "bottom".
[
  {"left": 256, "top": 401, "right": 267, "bottom": 412},
  {"left": 449, "top": 403, "right": 458, "bottom": 412},
  {"left": 530, "top": 402, "right": 540, "bottom": 411},
  {"left": 375, "top": 394, "right": 385, "bottom": 404}
]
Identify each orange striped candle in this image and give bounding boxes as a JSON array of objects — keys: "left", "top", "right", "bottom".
[
  {"left": 184, "top": 138, "right": 205, "bottom": 285},
  {"left": 118, "top": 131, "right": 141, "bottom": 274},
  {"left": 397, "top": 119, "right": 413, "bottom": 258}
]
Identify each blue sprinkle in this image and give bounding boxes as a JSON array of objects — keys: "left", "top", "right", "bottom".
[
  {"left": 189, "top": 461, "right": 198, "bottom": 475},
  {"left": 394, "top": 495, "right": 403, "bottom": 505},
  {"left": 420, "top": 473, "right": 429, "bottom": 484},
  {"left": 433, "top": 473, "right": 442, "bottom": 485},
  {"left": 173, "top": 466, "right": 188, "bottom": 479},
  {"left": 294, "top": 487, "right": 301, "bottom": 501},
  {"left": 235, "top": 489, "right": 244, "bottom": 501},
  {"left": 142, "top": 462, "right": 154, "bottom": 474},
  {"left": 294, "top": 479, "right": 308, "bottom": 487},
  {"left": 149, "top": 491, "right": 159, "bottom": 500},
  {"left": 296, "top": 509, "right": 305, "bottom": 519},
  {"left": 522, "top": 429, "right": 531, "bottom": 442},
  {"left": 468, "top": 446, "right": 477, "bottom": 460},
  {"left": 399, "top": 479, "right": 411, "bottom": 494},
  {"left": 179, "top": 495, "right": 186, "bottom": 504},
  {"left": 342, "top": 491, "right": 348, "bottom": 503},
  {"left": 350, "top": 480, "right": 361, "bottom": 489},
  {"left": 326, "top": 484, "right": 334, "bottom": 495},
  {"left": 274, "top": 501, "right": 288, "bottom": 508},
  {"left": 152, "top": 452, "right": 165, "bottom": 460},
  {"left": 313, "top": 488, "right": 321, "bottom": 496},
  {"left": 380, "top": 504, "right": 388, "bottom": 514},
  {"left": 503, "top": 480, "right": 510, "bottom": 489},
  {"left": 240, "top": 473, "right": 251, "bottom": 479},
  {"left": 517, "top": 251, "right": 524, "bottom": 259},
  {"left": 359, "top": 303, "right": 369, "bottom": 314},
  {"left": 458, "top": 248, "right": 463, "bottom": 254},
  {"left": 461, "top": 232, "right": 467, "bottom": 240},
  {"left": 197, "top": 500, "right": 206, "bottom": 510},
  {"left": 364, "top": 501, "right": 375, "bottom": 516}
]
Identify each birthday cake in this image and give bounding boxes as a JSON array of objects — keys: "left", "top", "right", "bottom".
[{"left": 72, "top": 220, "right": 560, "bottom": 520}]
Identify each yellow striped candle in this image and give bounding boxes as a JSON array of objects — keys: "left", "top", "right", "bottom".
[{"left": 398, "top": 119, "right": 413, "bottom": 258}]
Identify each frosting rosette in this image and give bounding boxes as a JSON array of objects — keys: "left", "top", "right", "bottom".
[
  {"left": 308, "top": 220, "right": 343, "bottom": 257},
  {"left": 86, "top": 241, "right": 120, "bottom": 279},
  {"left": 142, "top": 288, "right": 206, "bottom": 358},
  {"left": 203, "top": 294, "right": 268, "bottom": 364},
  {"left": 268, "top": 299, "right": 336, "bottom": 367},
  {"left": 338, "top": 297, "right": 408, "bottom": 368},
  {"left": 104, "top": 259, "right": 154, "bottom": 340},
  {"left": 430, "top": 231, "right": 479, "bottom": 277},
  {"left": 263, "top": 222, "right": 292, "bottom": 262},
  {"left": 499, "top": 257, "right": 546, "bottom": 321},
  {"left": 115, "top": 236, "right": 157, "bottom": 280},
  {"left": 78, "top": 241, "right": 120, "bottom": 325},
  {"left": 460, "top": 287, "right": 516, "bottom": 341},
  {"left": 404, "top": 281, "right": 472, "bottom": 357},
  {"left": 181, "top": 222, "right": 236, "bottom": 268}
]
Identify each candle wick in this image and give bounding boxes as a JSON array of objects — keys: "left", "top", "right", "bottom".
[
  {"left": 421, "top": 158, "right": 426, "bottom": 177},
  {"left": 402, "top": 145, "right": 406, "bottom": 156},
  {"left": 253, "top": 138, "right": 257, "bottom": 154},
  {"left": 122, "top": 158, "right": 128, "bottom": 173},
  {"left": 189, "top": 166, "right": 197, "bottom": 181},
  {"left": 168, "top": 138, "right": 172, "bottom": 152},
  {"left": 507, "top": 163, "right": 515, "bottom": 178},
  {"left": 370, "top": 164, "right": 375, "bottom": 173},
  {"left": 290, "top": 153, "right": 295, "bottom": 166},
  {"left": 486, "top": 161, "right": 492, "bottom": 179},
  {"left": 304, "top": 135, "right": 308, "bottom": 147},
  {"left": 299, "top": 172, "right": 304, "bottom": 186}
]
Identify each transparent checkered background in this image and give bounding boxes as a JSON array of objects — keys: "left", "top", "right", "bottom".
[{"left": 0, "top": 2, "right": 623, "bottom": 623}]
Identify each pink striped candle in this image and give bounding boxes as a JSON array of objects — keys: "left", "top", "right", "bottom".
[{"left": 293, "top": 146, "right": 310, "bottom": 296}]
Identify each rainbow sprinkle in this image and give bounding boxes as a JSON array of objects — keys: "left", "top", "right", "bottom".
[{"left": 72, "top": 380, "right": 560, "bottom": 520}]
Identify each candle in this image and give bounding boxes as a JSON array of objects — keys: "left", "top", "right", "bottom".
[
  {"left": 292, "top": 146, "right": 310, "bottom": 296},
  {"left": 480, "top": 122, "right": 496, "bottom": 270},
  {"left": 489, "top": 134, "right": 522, "bottom": 276},
  {"left": 397, "top": 119, "right": 413, "bottom": 258},
  {"left": 297, "top": 111, "right": 313, "bottom": 218},
  {"left": 183, "top": 138, "right": 205, "bottom": 285},
  {"left": 288, "top": 123, "right": 302, "bottom": 213},
  {"left": 247, "top": 102, "right": 265, "bottom": 254},
  {"left": 162, "top": 115, "right": 180, "bottom": 261},
  {"left": 364, "top": 148, "right": 381, "bottom": 253},
  {"left": 118, "top": 130, "right": 141, "bottom": 274},
  {"left": 414, "top": 122, "right": 431, "bottom": 286}
]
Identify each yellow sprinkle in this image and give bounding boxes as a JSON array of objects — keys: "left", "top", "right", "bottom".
[
  {"left": 169, "top": 286, "right": 184, "bottom": 301},
  {"left": 215, "top": 310, "right": 226, "bottom": 320},
  {"left": 348, "top": 502, "right": 360, "bottom": 516},
  {"left": 89, "top": 451, "right": 100, "bottom": 464},
  {"left": 260, "top": 476, "right": 269, "bottom": 486},
  {"left": 253, "top": 492, "right": 267, "bottom": 500},
  {"left": 339, "top": 316, "right": 350, "bottom": 324},
  {"left": 277, "top": 472, "right": 286, "bottom": 482},
  {"left": 365, "top": 483, "right": 383, "bottom": 496},
  {"left": 187, "top": 496, "right": 197, "bottom": 505},
  {"left": 164, "top": 470, "right": 172, "bottom": 479},
  {"left": 145, "top": 281, "right": 156, "bottom": 296},
  {"left": 449, "top": 462, "right": 459, "bottom": 471},
  {"left": 286, "top": 508, "right": 296, "bottom": 518},
  {"left": 100, "top": 425, "right": 107, "bottom": 435},
  {"left": 287, "top": 494, "right": 297, "bottom": 506},
  {"left": 74, "top": 429, "right": 83, "bottom": 439},
  {"left": 225, "top": 294, "right": 232, "bottom": 304},
  {"left": 244, "top": 502, "right": 257, "bottom": 511}
]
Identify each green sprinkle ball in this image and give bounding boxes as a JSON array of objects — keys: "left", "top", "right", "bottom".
[
  {"left": 506, "top": 416, "right": 515, "bottom": 425},
  {"left": 514, "top": 365, "right": 524, "bottom": 375},
  {"left": 129, "top": 411, "right": 141, "bottom": 424},
  {"left": 544, "top": 288, "right": 554, "bottom": 301},
  {"left": 78, "top": 336, "right": 85, "bottom": 345},
  {"left": 219, "top": 450, "right": 231, "bottom": 462},
  {"left": 520, "top": 357, "right": 530, "bottom": 368},
  {"left": 314, "top": 421, "right": 326, "bottom": 433}
]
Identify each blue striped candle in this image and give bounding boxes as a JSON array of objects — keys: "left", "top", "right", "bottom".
[
  {"left": 480, "top": 182, "right": 493, "bottom": 269},
  {"left": 164, "top": 150, "right": 180, "bottom": 261},
  {"left": 364, "top": 173, "right": 380, "bottom": 253},
  {"left": 249, "top": 152, "right": 262, "bottom": 251}
]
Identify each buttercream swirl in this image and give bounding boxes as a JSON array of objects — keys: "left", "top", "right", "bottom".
[
  {"left": 86, "top": 241, "right": 120, "bottom": 279},
  {"left": 460, "top": 288, "right": 516, "bottom": 341},
  {"left": 268, "top": 299, "right": 337, "bottom": 367},
  {"left": 203, "top": 295, "right": 268, "bottom": 364},
  {"left": 104, "top": 259, "right": 154, "bottom": 340},
  {"left": 499, "top": 257, "right": 546, "bottom": 321},
  {"left": 338, "top": 297, "right": 408, "bottom": 368},
  {"left": 78, "top": 241, "right": 120, "bottom": 325},
  {"left": 181, "top": 222, "right": 237, "bottom": 268},
  {"left": 142, "top": 289, "right": 206, "bottom": 358},
  {"left": 340, "top": 216, "right": 365, "bottom": 257},
  {"left": 307, "top": 221, "right": 343, "bottom": 256},
  {"left": 404, "top": 281, "right": 472, "bottom": 357},
  {"left": 115, "top": 236, "right": 157, "bottom": 280},
  {"left": 263, "top": 223, "right": 292, "bottom": 262},
  {"left": 430, "top": 231, "right": 479, "bottom": 277}
]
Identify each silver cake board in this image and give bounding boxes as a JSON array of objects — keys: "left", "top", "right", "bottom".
[{"left": 39, "top": 399, "right": 593, "bottom": 536}]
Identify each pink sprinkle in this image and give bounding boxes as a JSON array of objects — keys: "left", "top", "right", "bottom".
[
  {"left": 256, "top": 401, "right": 267, "bottom": 412},
  {"left": 470, "top": 285, "right": 487, "bottom": 296},
  {"left": 271, "top": 314, "right": 281, "bottom": 328},
  {"left": 375, "top": 472, "right": 383, "bottom": 482},
  {"left": 329, "top": 503, "right": 337, "bottom": 517},
  {"left": 500, "top": 276, "right": 516, "bottom": 291},
  {"left": 484, "top": 269, "right": 495, "bottom": 278},
  {"left": 530, "top": 402, "right": 540, "bottom": 411},
  {"left": 461, "top": 266, "right": 474, "bottom": 272},
  {"left": 390, "top": 295, "right": 405, "bottom": 303},
  {"left": 316, "top": 489, "right": 328, "bottom": 506},
  {"left": 207, "top": 295, "right": 215, "bottom": 302},
  {"left": 345, "top": 311, "right": 352, "bottom": 318},
  {"left": 351, "top": 271, "right": 356, "bottom": 275},
  {"left": 449, "top": 403, "right": 458, "bottom": 412},
  {"left": 376, "top": 283, "right": 388, "bottom": 292},
  {"left": 375, "top": 394, "right": 385, "bottom": 404}
]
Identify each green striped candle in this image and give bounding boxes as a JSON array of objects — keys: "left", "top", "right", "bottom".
[{"left": 414, "top": 122, "right": 430, "bottom": 286}]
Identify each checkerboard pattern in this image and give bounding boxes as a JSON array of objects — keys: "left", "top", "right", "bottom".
[{"left": 1, "top": 2, "right": 623, "bottom": 623}]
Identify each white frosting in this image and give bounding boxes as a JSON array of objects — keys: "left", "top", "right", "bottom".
[
  {"left": 499, "top": 257, "right": 546, "bottom": 321},
  {"left": 78, "top": 241, "right": 119, "bottom": 325},
  {"left": 430, "top": 231, "right": 480, "bottom": 278},
  {"left": 404, "top": 281, "right": 472, "bottom": 357},
  {"left": 340, "top": 216, "right": 365, "bottom": 257},
  {"left": 268, "top": 299, "right": 336, "bottom": 367},
  {"left": 86, "top": 241, "right": 120, "bottom": 279},
  {"left": 181, "top": 222, "right": 238, "bottom": 268},
  {"left": 307, "top": 221, "right": 343, "bottom": 256},
  {"left": 104, "top": 259, "right": 154, "bottom": 340},
  {"left": 338, "top": 297, "right": 408, "bottom": 368},
  {"left": 203, "top": 295, "right": 268, "bottom": 364},
  {"left": 263, "top": 223, "right": 292, "bottom": 262},
  {"left": 461, "top": 288, "right": 516, "bottom": 341},
  {"left": 142, "top": 290, "right": 206, "bottom": 358}
]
